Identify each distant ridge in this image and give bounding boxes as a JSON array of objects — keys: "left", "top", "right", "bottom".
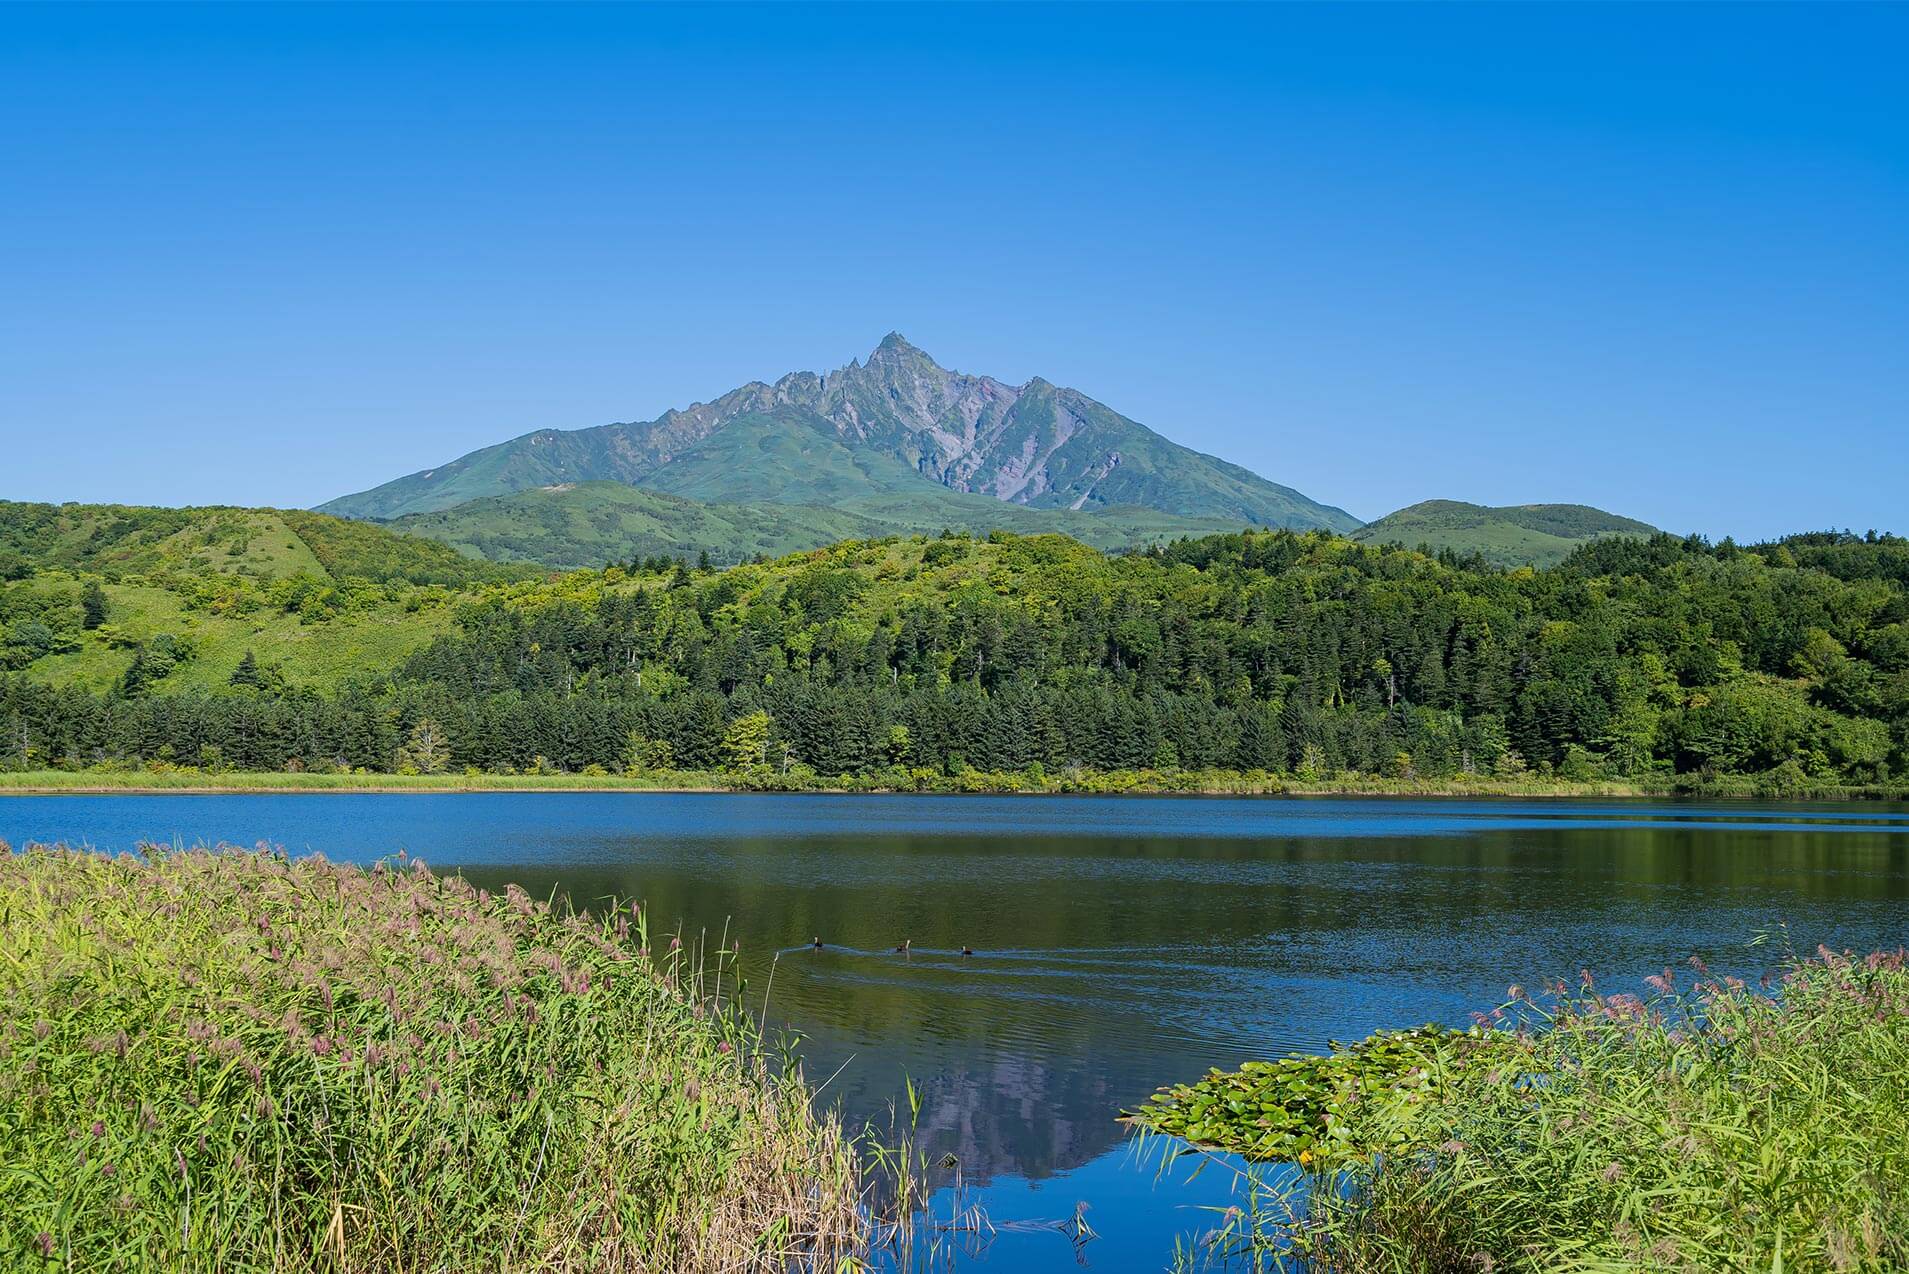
[
  {"left": 319, "top": 334, "right": 1359, "bottom": 535},
  {"left": 382, "top": 480, "right": 1251, "bottom": 569},
  {"left": 1350, "top": 500, "right": 1655, "bottom": 567}
]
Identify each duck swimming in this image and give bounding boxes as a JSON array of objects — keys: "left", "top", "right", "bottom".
[{"left": 894, "top": 939, "right": 911, "bottom": 954}]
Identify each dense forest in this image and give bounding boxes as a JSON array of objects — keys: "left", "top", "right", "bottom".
[{"left": 2, "top": 507, "right": 1906, "bottom": 792}]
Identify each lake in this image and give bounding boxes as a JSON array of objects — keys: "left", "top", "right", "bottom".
[{"left": 5, "top": 793, "right": 1908, "bottom": 1271}]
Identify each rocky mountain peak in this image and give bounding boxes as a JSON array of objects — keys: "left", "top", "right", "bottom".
[
  {"left": 317, "top": 334, "right": 1361, "bottom": 535},
  {"left": 870, "top": 331, "right": 926, "bottom": 361}
]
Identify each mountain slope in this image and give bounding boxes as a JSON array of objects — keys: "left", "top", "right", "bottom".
[
  {"left": 1350, "top": 500, "right": 1655, "bottom": 567},
  {"left": 385, "top": 480, "right": 1250, "bottom": 569},
  {"left": 319, "top": 334, "right": 1359, "bottom": 532},
  {"left": 388, "top": 484, "right": 891, "bottom": 569}
]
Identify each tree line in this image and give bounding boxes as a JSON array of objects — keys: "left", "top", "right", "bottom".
[{"left": 2, "top": 528, "right": 1905, "bottom": 788}]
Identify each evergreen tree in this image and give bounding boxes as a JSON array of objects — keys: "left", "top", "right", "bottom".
[
  {"left": 80, "top": 580, "right": 108, "bottom": 630},
  {"left": 117, "top": 646, "right": 153, "bottom": 700}
]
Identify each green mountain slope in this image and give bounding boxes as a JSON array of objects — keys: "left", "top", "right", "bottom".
[
  {"left": 0, "top": 500, "right": 528, "bottom": 586},
  {"left": 318, "top": 334, "right": 1360, "bottom": 533},
  {"left": 1350, "top": 500, "right": 1655, "bottom": 567},
  {"left": 388, "top": 484, "right": 891, "bottom": 569},
  {"left": 386, "top": 479, "right": 1251, "bottom": 569}
]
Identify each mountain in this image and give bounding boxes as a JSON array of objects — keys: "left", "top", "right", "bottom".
[
  {"left": 319, "top": 334, "right": 1359, "bottom": 534},
  {"left": 1350, "top": 500, "right": 1655, "bottom": 567},
  {"left": 385, "top": 481, "right": 1250, "bottom": 569}
]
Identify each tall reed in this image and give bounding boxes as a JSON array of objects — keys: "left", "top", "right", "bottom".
[{"left": 0, "top": 842, "right": 863, "bottom": 1271}]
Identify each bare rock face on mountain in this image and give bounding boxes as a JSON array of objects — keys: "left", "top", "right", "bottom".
[{"left": 319, "top": 334, "right": 1358, "bottom": 533}]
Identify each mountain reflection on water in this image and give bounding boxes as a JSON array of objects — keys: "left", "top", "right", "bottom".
[{"left": 6, "top": 793, "right": 1908, "bottom": 1270}]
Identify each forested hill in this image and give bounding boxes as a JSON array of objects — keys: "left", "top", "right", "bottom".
[
  {"left": 1349, "top": 500, "right": 1655, "bottom": 567},
  {"left": 3, "top": 522, "right": 1905, "bottom": 792},
  {"left": 0, "top": 500, "right": 529, "bottom": 587}
]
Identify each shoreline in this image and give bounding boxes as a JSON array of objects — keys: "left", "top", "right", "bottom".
[{"left": 2, "top": 769, "right": 1903, "bottom": 801}]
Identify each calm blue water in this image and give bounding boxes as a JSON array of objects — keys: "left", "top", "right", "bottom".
[{"left": 5, "top": 793, "right": 1907, "bottom": 1270}]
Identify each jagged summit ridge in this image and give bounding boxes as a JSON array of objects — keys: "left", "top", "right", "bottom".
[{"left": 318, "top": 337, "right": 1359, "bottom": 532}]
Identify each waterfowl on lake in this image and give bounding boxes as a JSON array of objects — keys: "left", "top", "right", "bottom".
[
  {"left": 961, "top": 946, "right": 974, "bottom": 957},
  {"left": 894, "top": 939, "right": 911, "bottom": 954},
  {"left": 811, "top": 936, "right": 824, "bottom": 949}
]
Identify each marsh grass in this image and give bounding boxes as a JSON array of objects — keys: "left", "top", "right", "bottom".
[
  {"left": 0, "top": 842, "right": 862, "bottom": 1271},
  {"left": 1142, "top": 948, "right": 1909, "bottom": 1272}
]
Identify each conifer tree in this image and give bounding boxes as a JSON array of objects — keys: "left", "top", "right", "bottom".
[
  {"left": 80, "top": 580, "right": 108, "bottom": 630},
  {"left": 118, "top": 646, "right": 152, "bottom": 700}
]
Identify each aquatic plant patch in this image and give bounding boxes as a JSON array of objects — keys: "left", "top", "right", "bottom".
[
  {"left": 1139, "top": 951, "right": 1909, "bottom": 1272},
  {"left": 1124, "top": 1025, "right": 1491, "bottom": 1167}
]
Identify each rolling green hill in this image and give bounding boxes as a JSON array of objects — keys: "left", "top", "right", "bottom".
[
  {"left": 1350, "top": 500, "right": 1655, "bottom": 567},
  {"left": 0, "top": 500, "right": 540, "bottom": 695},
  {"left": 385, "top": 479, "right": 1251, "bottom": 568},
  {"left": 319, "top": 334, "right": 1360, "bottom": 534},
  {"left": 0, "top": 500, "right": 529, "bottom": 586}
]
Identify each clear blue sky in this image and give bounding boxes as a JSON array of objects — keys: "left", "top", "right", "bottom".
[{"left": 2, "top": 3, "right": 1903, "bottom": 539}]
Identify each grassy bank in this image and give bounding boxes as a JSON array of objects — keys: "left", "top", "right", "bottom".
[
  {"left": 0, "top": 844, "right": 861, "bottom": 1271},
  {"left": 1131, "top": 949, "right": 1909, "bottom": 1272},
  {"left": 4, "top": 766, "right": 1905, "bottom": 800}
]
